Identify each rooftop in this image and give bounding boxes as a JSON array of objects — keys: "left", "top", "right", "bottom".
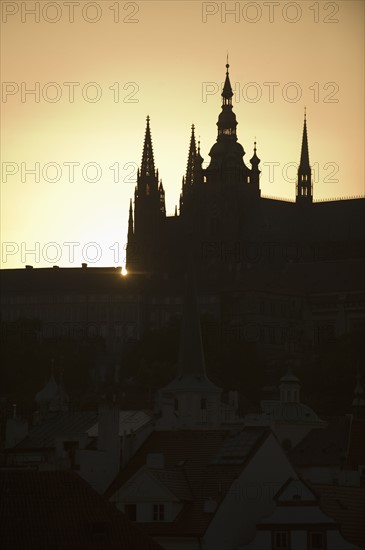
[{"left": 0, "top": 469, "right": 163, "bottom": 550}]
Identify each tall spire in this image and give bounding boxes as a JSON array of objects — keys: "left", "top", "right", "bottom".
[
  {"left": 296, "top": 109, "right": 313, "bottom": 203},
  {"left": 128, "top": 198, "right": 134, "bottom": 237},
  {"left": 299, "top": 107, "right": 310, "bottom": 169},
  {"left": 217, "top": 61, "right": 237, "bottom": 140},
  {"left": 140, "top": 115, "right": 155, "bottom": 177},
  {"left": 185, "top": 124, "right": 197, "bottom": 187},
  {"left": 222, "top": 60, "right": 233, "bottom": 105}
]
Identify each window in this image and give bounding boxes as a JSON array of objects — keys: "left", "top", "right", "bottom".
[
  {"left": 153, "top": 504, "right": 165, "bottom": 521},
  {"left": 273, "top": 531, "right": 290, "bottom": 549},
  {"left": 309, "top": 532, "right": 324, "bottom": 550},
  {"left": 125, "top": 504, "right": 136, "bottom": 521}
]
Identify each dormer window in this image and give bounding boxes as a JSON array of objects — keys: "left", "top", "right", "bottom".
[
  {"left": 309, "top": 532, "right": 324, "bottom": 550},
  {"left": 273, "top": 531, "right": 290, "bottom": 549},
  {"left": 153, "top": 503, "right": 165, "bottom": 521}
]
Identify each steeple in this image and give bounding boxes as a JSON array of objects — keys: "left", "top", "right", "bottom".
[
  {"left": 222, "top": 60, "right": 233, "bottom": 105},
  {"left": 296, "top": 109, "right": 313, "bottom": 203},
  {"left": 185, "top": 124, "right": 197, "bottom": 187},
  {"left": 207, "top": 61, "right": 247, "bottom": 175},
  {"left": 136, "top": 116, "right": 159, "bottom": 199},
  {"left": 217, "top": 61, "right": 238, "bottom": 140},
  {"left": 127, "top": 198, "right": 134, "bottom": 238},
  {"left": 300, "top": 108, "right": 310, "bottom": 169},
  {"left": 180, "top": 125, "right": 204, "bottom": 213},
  {"left": 140, "top": 115, "right": 155, "bottom": 178},
  {"left": 249, "top": 140, "right": 261, "bottom": 189}
]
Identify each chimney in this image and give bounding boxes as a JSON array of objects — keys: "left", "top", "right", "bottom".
[{"left": 82, "top": 263, "right": 87, "bottom": 269}]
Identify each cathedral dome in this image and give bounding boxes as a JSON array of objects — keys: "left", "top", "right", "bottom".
[{"left": 208, "top": 140, "right": 245, "bottom": 170}]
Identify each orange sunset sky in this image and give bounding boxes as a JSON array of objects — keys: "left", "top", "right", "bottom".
[{"left": 1, "top": 0, "right": 364, "bottom": 269}]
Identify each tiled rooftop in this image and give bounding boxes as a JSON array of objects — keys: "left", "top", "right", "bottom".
[{"left": 0, "top": 469, "right": 163, "bottom": 550}]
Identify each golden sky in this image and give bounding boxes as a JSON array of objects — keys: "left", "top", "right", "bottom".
[{"left": 1, "top": 0, "right": 364, "bottom": 268}]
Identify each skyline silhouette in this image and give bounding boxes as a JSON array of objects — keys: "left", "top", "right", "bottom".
[{"left": 1, "top": 0, "right": 364, "bottom": 269}]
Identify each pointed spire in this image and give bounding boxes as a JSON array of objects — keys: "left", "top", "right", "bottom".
[
  {"left": 296, "top": 109, "right": 313, "bottom": 203},
  {"left": 141, "top": 115, "right": 155, "bottom": 177},
  {"left": 128, "top": 198, "right": 134, "bottom": 236},
  {"left": 222, "top": 59, "right": 233, "bottom": 102},
  {"left": 299, "top": 108, "right": 310, "bottom": 169},
  {"left": 185, "top": 124, "right": 197, "bottom": 187},
  {"left": 215, "top": 61, "right": 238, "bottom": 141}
]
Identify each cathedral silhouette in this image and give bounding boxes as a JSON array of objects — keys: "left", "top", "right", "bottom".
[
  {"left": 1, "top": 63, "right": 364, "bottom": 363},
  {"left": 126, "top": 62, "right": 364, "bottom": 276}
]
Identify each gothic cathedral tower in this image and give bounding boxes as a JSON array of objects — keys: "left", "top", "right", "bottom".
[{"left": 126, "top": 116, "right": 166, "bottom": 273}]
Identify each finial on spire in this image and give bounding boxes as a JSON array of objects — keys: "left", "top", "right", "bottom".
[
  {"left": 141, "top": 115, "right": 155, "bottom": 177},
  {"left": 250, "top": 138, "right": 260, "bottom": 167},
  {"left": 226, "top": 51, "right": 229, "bottom": 72},
  {"left": 299, "top": 108, "right": 310, "bottom": 169}
]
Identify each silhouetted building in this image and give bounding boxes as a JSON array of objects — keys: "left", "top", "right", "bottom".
[
  {"left": 1, "top": 63, "right": 364, "bottom": 363},
  {"left": 126, "top": 63, "right": 364, "bottom": 277}
]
